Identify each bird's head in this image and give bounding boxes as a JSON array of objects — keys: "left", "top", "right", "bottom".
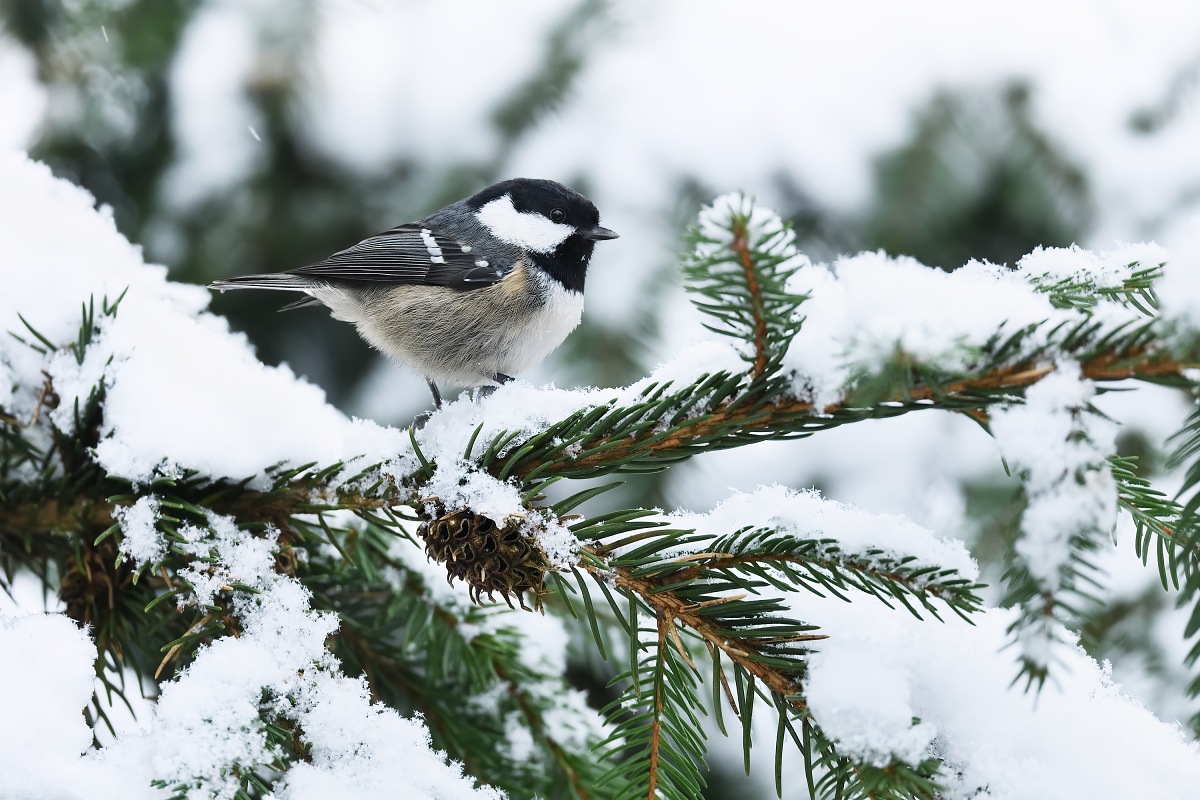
[{"left": 468, "top": 178, "right": 618, "bottom": 291}]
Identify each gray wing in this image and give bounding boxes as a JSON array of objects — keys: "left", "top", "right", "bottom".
[{"left": 288, "top": 223, "right": 503, "bottom": 290}]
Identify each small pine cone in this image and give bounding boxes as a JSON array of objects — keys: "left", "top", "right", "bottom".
[{"left": 418, "top": 506, "right": 551, "bottom": 611}]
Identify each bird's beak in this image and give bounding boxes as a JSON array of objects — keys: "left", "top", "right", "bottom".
[{"left": 583, "top": 226, "right": 619, "bottom": 241}]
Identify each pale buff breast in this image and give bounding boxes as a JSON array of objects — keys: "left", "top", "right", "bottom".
[{"left": 311, "top": 263, "right": 584, "bottom": 387}]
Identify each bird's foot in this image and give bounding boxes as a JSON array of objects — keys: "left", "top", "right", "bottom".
[
  {"left": 412, "top": 410, "right": 434, "bottom": 430},
  {"left": 476, "top": 373, "right": 514, "bottom": 401}
]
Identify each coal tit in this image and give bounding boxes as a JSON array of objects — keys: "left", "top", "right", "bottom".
[{"left": 210, "top": 178, "right": 618, "bottom": 414}]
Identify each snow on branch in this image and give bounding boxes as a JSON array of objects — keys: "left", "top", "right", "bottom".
[
  {"left": 685, "top": 192, "right": 807, "bottom": 376},
  {"left": 991, "top": 363, "right": 1118, "bottom": 684},
  {"left": 665, "top": 485, "right": 981, "bottom": 617},
  {"left": 5, "top": 508, "right": 503, "bottom": 799},
  {"left": 7, "top": 153, "right": 1200, "bottom": 799},
  {"left": 799, "top": 594, "right": 1200, "bottom": 797},
  {"left": 785, "top": 244, "right": 1166, "bottom": 409},
  {"left": 0, "top": 153, "right": 406, "bottom": 490}
]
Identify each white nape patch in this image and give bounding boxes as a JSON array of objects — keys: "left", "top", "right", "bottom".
[
  {"left": 476, "top": 194, "right": 575, "bottom": 254},
  {"left": 419, "top": 228, "right": 442, "bottom": 258}
]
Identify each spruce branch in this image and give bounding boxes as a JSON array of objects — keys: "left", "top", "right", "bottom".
[
  {"left": 11, "top": 196, "right": 1200, "bottom": 799},
  {"left": 1167, "top": 405, "right": 1200, "bottom": 521},
  {"left": 1111, "top": 455, "right": 1199, "bottom": 588},
  {"left": 683, "top": 192, "right": 805, "bottom": 377},
  {"left": 565, "top": 503, "right": 980, "bottom": 799},
  {"left": 594, "top": 607, "right": 708, "bottom": 800},
  {"left": 801, "top": 717, "right": 943, "bottom": 800},
  {"left": 308, "top": 517, "right": 623, "bottom": 799},
  {"left": 5, "top": 310, "right": 1194, "bottom": 552},
  {"left": 487, "top": 343, "right": 1191, "bottom": 484},
  {"left": 6, "top": 325, "right": 1196, "bottom": 793},
  {"left": 992, "top": 370, "right": 1119, "bottom": 690},
  {"left": 1028, "top": 260, "right": 1163, "bottom": 315},
  {"left": 733, "top": 229, "right": 772, "bottom": 378}
]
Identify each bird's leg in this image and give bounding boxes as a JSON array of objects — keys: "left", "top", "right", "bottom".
[
  {"left": 477, "top": 373, "right": 514, "bottom": 400},
  {"left": 413, "top": 378, "right": 443, "bottom": 431},
  {"left": 426, "top": 379, "right": 444, "bottom": 409}
]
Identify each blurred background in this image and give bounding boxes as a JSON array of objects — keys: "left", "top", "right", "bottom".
[{"left": 4, "top": 0, "right": 1200, "bottom": 793}]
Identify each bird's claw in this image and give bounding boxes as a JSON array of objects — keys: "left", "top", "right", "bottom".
[
  {"left": 412, "top": 410, "right": 434, "bottom": 431},
  {"left": 477, "top": 374, "right": 512, "bottom": 402}
]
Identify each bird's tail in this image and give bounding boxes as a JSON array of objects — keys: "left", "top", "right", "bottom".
[
  {"left": 208, "top": 273, "right": 314, "bottom": 293},
  {"left": 208, "top": 274, "right": 328, "bottom": 312}
]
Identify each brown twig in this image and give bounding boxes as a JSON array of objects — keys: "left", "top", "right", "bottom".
[
  {"left": 731, "top": 224, "right": 770, "bottom": 379},
  {"left": 0, "top": 373, "right": 56, "bottom": 429},
  {"left": 8, "top": 349, "right": 1190, "bottom": 547},
  {"left": 587, "top": 562, "right": 825, "bottom": 716},
  {"left": 29, "top": 373, "right": 56, "bottom": 428},
  {"left": 646, "top": 610, "right": 669, "bottom": 800},
  {"left": 509, "top": 347, "right": 1192, "bottom": 480},
  {"left": 0, "top": 485, "right": 398, "bottom": 542},
  {"left": 156, "top": 612, "right": 216, "bottom": 679}
]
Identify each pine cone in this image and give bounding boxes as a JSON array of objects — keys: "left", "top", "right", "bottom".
[{"left": 418, "top": 506, "right": 550, "bottom": 611}]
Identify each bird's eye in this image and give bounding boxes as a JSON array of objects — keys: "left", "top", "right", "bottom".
[{"left": 550, "top": 208, "right": 566, "bottom": 223}]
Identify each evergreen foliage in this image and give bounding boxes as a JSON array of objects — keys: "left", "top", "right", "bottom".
[{"left": 5, "top": 187, "right": 1200, "bottom": 798}]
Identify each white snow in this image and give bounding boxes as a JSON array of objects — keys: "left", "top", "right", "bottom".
[
  {"left": 114, "top": 495, "right": 165, "bottom": 567},
  {"left": 667, "top": 485, "right": 978, "bottom": 581},
  {"left": 272, "top": 670, "right": 503, "bottom": 800},
  {"left": 0, "top": 511, "right": 503, "bottom": 800},
  {"left": 1159, "top": 212, "right": 1200, "bottom": 333},
  {"left": 5, "top": 127, "right": 1200, "bottom": 795},
  {"left": 806, "top": 638, "right": 938, "bottom": 768},
  {"left": 991, "top": 365, "right": 1118, "bottom": 587},
  {"left": 0, "top": 614, "right": 100, "bottom": 799},
  {"left": 801, "top": 597, "right": 1200, "bottom": 800},
  {"left": 990, "top": 364, "right": 1118, "bottom": 668},
  {"left": 0, "top": 152, "right": 408, "bottom": 488},
  {"left": 501, "top": 712, "right": 538, "bottom": 764},
  {"left": 694, "top": 192, "right": 805, "bottom": 264},
  {"left": 636, "top": 339, "right": 747, "bottom": 390},
  {"left": 1018, "top": 242, "right": 1169, "bottom": 290},
  {"left": 784, "top": 248, "right": 1154, "bottom": 410}
]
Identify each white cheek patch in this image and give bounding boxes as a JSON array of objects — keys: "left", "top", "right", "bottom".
[{"left": 475, "top": 194, "right": 575, "bottom": 254}]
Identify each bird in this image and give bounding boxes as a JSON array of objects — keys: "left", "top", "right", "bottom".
[{"left": 209, "top": 178, "right": 618, "bottom": 422}]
